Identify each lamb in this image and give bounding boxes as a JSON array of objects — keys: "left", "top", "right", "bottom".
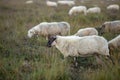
[
  {"left": 68, "top": 6, "right": 87, "bottom": 16},
  {"left": 86, "top": 7, "right": 101, "bottom": 14},
  {"left": 108, "top": 35, "right": 120, "bottom": 54},
  {"left": 99, "top": 20, "right": 120, "bottom": 35},
  {"left": 46, "top": 0, "right": 57, "bottom": 7},
  {"left": 74, "top": 28, "right": 98, "bottom": 37},
  {"left": 107, "top": 4, "right": 119, "bottom": 11},
  {"left": 27, "top": 22, "right": 70, "bottom": 39},
  {"left": 47, "top": 35, "right": 114, "bottom": 65},
  {"left": 57, "top": 0, "right": 75, "bottom": 6}
]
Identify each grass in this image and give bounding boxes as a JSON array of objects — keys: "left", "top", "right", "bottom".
[{"left": 0, "top": 0, "right": 120, "bottom": 80}]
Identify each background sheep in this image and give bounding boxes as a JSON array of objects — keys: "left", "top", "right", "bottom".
[
  {"left": 74, "top": 28, "right": 98, "bottom": 37},
  {"left": 57, "top": 0, "right": 75, "bottom": 6},
  {"left": 25, "top": 0, "right": 33, "bottom": 4},
  {"left": 108, "top": 35, "right": 120, "bottom": 54},
  {"left": 46, "top": 0, "right": 57, "bottom": 7},
  {"left": 68, "top": 6, "right": 87, "bottom": 16},
  {"left": 47, "top": 35, "right": 114, "bottom": 65},
  {"left": 107, "top": 4, "right": 119, "bottom": 11},
  {"left": 99, "top": 20, "right": 120, "bottom": 35},
  {"left": 86, "top": 7, "right": 101, "bottom": 14},
  {"left": 27, "top": 22, "right": 70, "bottom": 39}
]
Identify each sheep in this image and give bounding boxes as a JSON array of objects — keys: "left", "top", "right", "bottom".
[
  {"left": 107, "top": 4, "right": 119, "bottom": 11},
  {"left": 46, "top": 0, "right": 57, "bottom": 7},
  {"left": 108, "top": 35, "right": 120, "bottom": 54},
  {"left": 57, "top": 0, "right": 75, "bottom": 6},
  {"left": 47, "top": 35, "right": 114, "bottom": 66},
  {"left": 68, "top": 6, "right": 87, "bottom": 16},
  {"left": 86, "top": 7, "right": 101, "bottom": 14},
  {"left": 25, "top": 0, "right": 33, "bottom": 4},
  {"left": 99, "top": 20, "right": 120, "bottom": 35},
  {"left": 74, "top": 28, "right": 98, "bottom": 37},
  {"left": 27, "top": 22, "right": 70, "bottom": 40}
]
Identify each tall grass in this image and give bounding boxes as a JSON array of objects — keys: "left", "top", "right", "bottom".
[{"left": 0, "top": 0, "right": 120, "bottom": 80}]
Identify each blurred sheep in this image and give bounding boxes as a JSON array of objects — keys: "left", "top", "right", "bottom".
[
  {"left": 107, "top": 4, "right": 119, "bottom": 11},
  {"left": 27, "top": 22, "right": 70, "bottom": 40},
  {"left": 74, "top": 28, "right": 98, "bottom": 37},
  {"left": 25, "top": 0, "right": 33, "bottom": 4},
  {"left": 108, "top": 35, "right": 120, "bottom": 53},
  {"left": 68, "top": 6, "right": 87, "bottom": 16},
  {"left": 87, "top": 7, "right": 101, "bottom": 14},
  {"left": 46, "top": 0, "right": 57, "bottom": 7},
  {"left": 47, "top": 35, "right": 114, "bottom": 66},
  {"left": 99, "top": 20, "right": 120, "bottom": 35},
  {"left": 57, "top": 0, "right": 75, "bottom": 6}
]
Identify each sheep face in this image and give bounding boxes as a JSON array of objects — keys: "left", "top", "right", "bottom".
[
  {"left": 27, "top": 29, "right": 35, "bottom": 38},
  {"left": 99, "top": 24, "right": 106, "bottom": 35},
  {"left": 47, "top": 36, "right": 56, "bottom": 47}
]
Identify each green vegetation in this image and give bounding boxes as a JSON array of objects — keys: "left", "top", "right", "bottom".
[{"left": 0, "top": 0, "right": 120, "bottom": 80}]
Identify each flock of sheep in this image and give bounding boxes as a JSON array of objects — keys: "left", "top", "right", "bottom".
[
  {"left": 25, "top": 0, "right": 119, "bottom": 16},
  {"left": 27, "top": 20, "right": 120, "bottom": 66},
  {"left": 27, "top": 0, "right": 120, "bottom": 66},
  {"left": 46, "top": 0, "right": 119, "bottom": 16}
]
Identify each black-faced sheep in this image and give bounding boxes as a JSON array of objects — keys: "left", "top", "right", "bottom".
[{"left": 47, "top": 35, "right": 114, "bottom": 66}]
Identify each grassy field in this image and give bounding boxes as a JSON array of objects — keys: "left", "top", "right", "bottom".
[{"left": 0, "top": 0, "right": 120, "bottom": 80}]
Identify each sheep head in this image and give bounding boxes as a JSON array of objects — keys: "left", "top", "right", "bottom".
[
  {"left": 27, "top": 29, "right": 39, "bottom": 38},
  {"left": 47, "top": 36, "right": 56, "bottom": 47},
  {"left": 28, "top": 29, "right": 35, "bottom": 38},
  {"left": 99, "top": 24, "right": 106, "bottom": 35}
]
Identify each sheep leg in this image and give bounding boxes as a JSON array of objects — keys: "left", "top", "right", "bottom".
[{"left": 74, "top": 57, "right": 78, "bottom": 67}]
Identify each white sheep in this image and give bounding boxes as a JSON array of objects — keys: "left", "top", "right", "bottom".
[
  {"left": 27, "top": 22, "right": 70, "bottom": 39},
  {"left": 99, "top": 20, "right": 120, "bottom": 35},
  {"left": 68, "top": 6, "right": 87, "bottom": 16},
  {"left": 47, "top": 35, "right": 114, "bottom": 65},
  {"left": 25, "top": 0, "right": 33, "bottom": 4},
  {"left": 57, "top": 0, "right": 75, "bottom": 6},
  {"left": 108, "top": 35, "right": 120, "bottom": 53},
  {"left": 107, "top": 4, "right": 119, "bottom": 11},
  {"left": 46, "top": 0, "right": 57, "bottom": 7},
  {"left": 74, "top": 28, "right": 98, "bottom": 37},
  {"left": 86, "top": 7, "right": 101, "bottom": 14}
]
